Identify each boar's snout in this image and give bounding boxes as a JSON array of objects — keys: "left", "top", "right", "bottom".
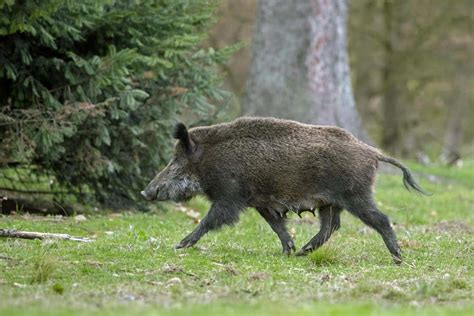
[
  {"left": 140, "top": 181, "right": 159, "bottom": 201},
  {"left": 140, "top": 189, "right": 155, "bottom": 201},
  {"left": 141, "top": 152, "right": 203, "bottom": 202}
]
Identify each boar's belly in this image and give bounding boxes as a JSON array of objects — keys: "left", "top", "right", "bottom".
[{"left": 249, "top": 194, "right": 328, "bottom": 212}]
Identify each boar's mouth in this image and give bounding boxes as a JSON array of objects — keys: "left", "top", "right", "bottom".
[
  {"left": 141, "top": 177, "right": 202, "bottom": 202},
  {"left": 140, "top": 188, "right": 158, "bottom": 201}
]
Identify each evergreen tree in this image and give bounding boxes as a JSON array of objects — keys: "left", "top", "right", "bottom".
[{"left": 0, "top": 0, "right": 231, "bottom": 208}]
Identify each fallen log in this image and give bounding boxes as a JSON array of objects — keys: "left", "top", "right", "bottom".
[
  {"left": 0, "top": 229, "right": 94, "bottom": 242},
  {"left": 0, "top": 196, "right": 72, "bottom": 215}
]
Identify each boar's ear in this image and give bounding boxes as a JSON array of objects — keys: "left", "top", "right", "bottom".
[{"left": 173, "top": 122, "right": 196, "bottom": 154}]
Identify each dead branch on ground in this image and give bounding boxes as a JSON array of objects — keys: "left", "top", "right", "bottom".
[{"left": 0, "top": 229, "right": 94, "bottom": 242}]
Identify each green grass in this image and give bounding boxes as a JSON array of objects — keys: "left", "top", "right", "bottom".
[{"left": 0, "top": 162, "right": 473, "bottom": 315}]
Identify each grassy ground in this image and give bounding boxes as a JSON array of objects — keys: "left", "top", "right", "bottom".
[{"left": 1, "top": 161, "right": 473, "bottom": 315}]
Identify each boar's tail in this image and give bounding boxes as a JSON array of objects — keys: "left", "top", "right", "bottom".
[{"left": 377, "top": 155, "right": 431, "bottom": 195}]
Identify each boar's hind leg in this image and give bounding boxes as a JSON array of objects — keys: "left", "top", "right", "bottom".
[
  {"left": 346, "top": 199, "right": 402, "bottom": 264},
  {"left": 256, "top": 207, "right": 295, "bottom": 256},
  {"left": 295, "top": 205, "right": 341, "bottom": 256},
  {"left": 175, "top": 201, "right": 243, "bottom": 249}
]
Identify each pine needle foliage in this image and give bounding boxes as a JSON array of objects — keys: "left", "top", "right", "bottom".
[{"left": 0, "top": 0, "right": 231, "bottom": 208}]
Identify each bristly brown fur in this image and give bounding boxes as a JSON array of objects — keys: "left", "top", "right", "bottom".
[
  {"left": 143, "top": 117, "right": 427, "bottom": 263},
  {"left": 173, "top": 122, "right": 188, "bottom": 142},
  {"left": 173, "top": 122, "right": 192, "bottom": 152}
]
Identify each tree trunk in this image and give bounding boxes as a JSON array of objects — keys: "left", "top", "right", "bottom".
[
  {"left": 242, "top": 0, "right": 369, "bottom": 142},
  {"left": 381, "top": 0, "right": 404, "bottom": 155},
  {"left": 441, "top": 75, "right": 470, "bottom": 165}
]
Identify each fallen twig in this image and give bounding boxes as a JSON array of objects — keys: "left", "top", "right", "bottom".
[
  {"left": 0, "top": 229, "right": 94, "bottom": 242},
  {"left": 0, "top": 254, "right": 15, "bottom": 260}
]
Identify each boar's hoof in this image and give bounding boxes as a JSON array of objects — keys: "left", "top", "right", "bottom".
[
  {"left": 294, "top": 246, "right": 313, "bottom": 256},
  {"left": 175, "top": 241, "right": 194, "bottom": 249},
  {"left": 392, "top": 255, "right": 402, "bottom": 265},
  {"left": 282, "top": 240, "right": 296, "bottom": 256},
  {"left": 175, "top": 237, "right": 198, "bottom": 249}
]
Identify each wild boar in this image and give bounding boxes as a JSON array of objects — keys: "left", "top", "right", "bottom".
[{"left": 141, "top": 117, "right": 428, "bottom": 263}]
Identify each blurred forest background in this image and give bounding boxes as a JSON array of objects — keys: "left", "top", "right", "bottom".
[
  {"left": 208, "top": 0, "right": 473, "bottom": 159},
  {"left": 0, "top": 0, "right": 473, "bottom": 212}
]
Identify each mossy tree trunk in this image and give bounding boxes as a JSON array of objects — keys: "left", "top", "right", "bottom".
[
  {"left": 380, "top": 0, "right": 404, "bottom": 155},
  {"left": 243, "top": 0, "right": 369, "bottom": 142}
]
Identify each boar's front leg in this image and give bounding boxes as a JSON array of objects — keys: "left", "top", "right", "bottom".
[
  {"left": 175, "top": 200, "right": 244, "bottom": 249},
  {"left": 256, "top": 207, "right": 295, "bottom": 256}
]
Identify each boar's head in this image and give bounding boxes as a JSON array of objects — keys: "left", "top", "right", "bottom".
[{"left": 141, "top": 123, "right": 203, "bottom": 202}]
